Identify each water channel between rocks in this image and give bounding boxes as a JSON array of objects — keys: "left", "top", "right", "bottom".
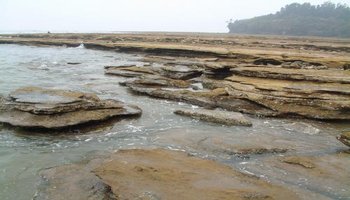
[{"left": 0, "top": 44, "right": 349, "bottom": 200}]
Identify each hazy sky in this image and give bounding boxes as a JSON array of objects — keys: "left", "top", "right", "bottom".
[{"left": 1, "top": 0, "right": 349, "bottom": 33}]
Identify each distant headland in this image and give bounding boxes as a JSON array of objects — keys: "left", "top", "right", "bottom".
[{"left": 228, "top": 2, "right": 350, "bottom": 38}]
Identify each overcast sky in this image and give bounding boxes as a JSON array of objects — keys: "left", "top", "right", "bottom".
[{"left": 1, "top": 0, "right": 349, "bottom": 33}]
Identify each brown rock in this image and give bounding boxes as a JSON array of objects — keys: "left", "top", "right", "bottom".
[
  {"left": 281, "top": 156, "right": 316, "bottom": 169},
  {"left": 230, "top": 67, "right": 350, "bottom": 83},
  {"left": 93, "top": 149, "right": 299, "bottom": 200},
  {"left": 224, "top": 75, "right": 350, "bottom": 120},
  {"left": 123, "top": 75, "right": 190, "bottom": 88},
  {"left": 126, "top": 83, "right": 279, "bottom": 117},
  {"left": 0, "top": 87, "right": 142, "bottom": 130},
  {"left": 174, "top": 108, "right": 252, "bottom": 126}
]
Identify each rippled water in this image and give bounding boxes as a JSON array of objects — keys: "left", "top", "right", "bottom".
[{"left": 0, "top": 44, "right": 349, "bottom": 199}]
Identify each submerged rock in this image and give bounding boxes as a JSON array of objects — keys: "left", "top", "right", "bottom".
[
  {"left": 35, "top": 158, "right": 115, "bottom": 200},
  {"left": 67, "top": 62, "right": 81, "bottom": 65},
  {"left": 251, "top": 153, "right": 350, "bottom": 199},
  {"left": 174, "top": 108, "right": 252, "bottom": 126},
  {"left": 281, "top": 156, "right": 316, "bottom": 169},
  {"left": 0, "top": 87, "right": 141, "bottom": 130}
]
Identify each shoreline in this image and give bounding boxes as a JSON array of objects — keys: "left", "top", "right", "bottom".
[
  {"left": 1, "top": 33, "right": 349, "bottom": 120},
  {"left": 0, "top": 38, "right": 349, "bottom": 199}
]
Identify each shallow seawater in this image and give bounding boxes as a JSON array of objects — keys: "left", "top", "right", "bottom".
[{"left": 0, "top": 44, "right": 349, "bottom": 199}]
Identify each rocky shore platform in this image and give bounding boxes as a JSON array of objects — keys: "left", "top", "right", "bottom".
[
  {"left": 1, "top": 33, "right": 349, "bottom": 199},
  {"left": 1, "top": 33, "right": 349, "bottom": 120}
]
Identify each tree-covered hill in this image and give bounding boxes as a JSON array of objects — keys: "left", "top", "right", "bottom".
[{"left": 227, "top": 2, "right": 350, "bottom": 37}]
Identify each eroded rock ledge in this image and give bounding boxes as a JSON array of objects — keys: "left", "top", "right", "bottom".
[
  {"left": 0, "top": 87, "right": 141, "bottom": 130},
  {"left": 113, "top": 63, "right": 349, "bottom": 120}
]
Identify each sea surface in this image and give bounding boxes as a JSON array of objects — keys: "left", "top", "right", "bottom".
[{"left": 0, "top": 44, "right": 348, "bottom": 199}]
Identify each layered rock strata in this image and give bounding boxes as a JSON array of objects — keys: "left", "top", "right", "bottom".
[
  {"left": 1, "top": 33, "right": 349, "bottom": 120},
  {"left": 113, "top": 64, "right": 349, "bottom": 120},
  {"left": 0, "top": 87, "right": 142, "bottom": 129}
]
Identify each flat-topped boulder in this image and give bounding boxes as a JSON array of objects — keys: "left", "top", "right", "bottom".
[
  {"left": 0, "top": 87, "right": 142, "bottom": 129},
  {"left": 174, "top": 108, "right": 252, "bottom": 126}
]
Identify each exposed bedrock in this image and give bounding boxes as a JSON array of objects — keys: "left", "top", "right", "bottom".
[
  {"left": 121, "top": 73, "right": 349, "bottom": 120},
  {"left": 0, "top": 87, "right": 142, "bottom": 130},
  {"left": 1, "top": 34, "right": 349, "bottom": 120},
  {"left": 123, "top": 80, "right": 278, "bottom": 117},
  {"left": 105, "top": 51, "right": 350, "bottom": 120},
  {"left": 35, "top": 149, "right": 300, "bottom": 200},
  {"left": 222, "top": 75, "right": 350, "bottom": 120},
  {"left": 93, "top": 149, "right": 299, "bottom": 200}
]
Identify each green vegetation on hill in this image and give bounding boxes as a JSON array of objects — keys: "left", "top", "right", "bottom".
[{"left": 227, "top": 2, "right": 350, "bottom": 37}]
